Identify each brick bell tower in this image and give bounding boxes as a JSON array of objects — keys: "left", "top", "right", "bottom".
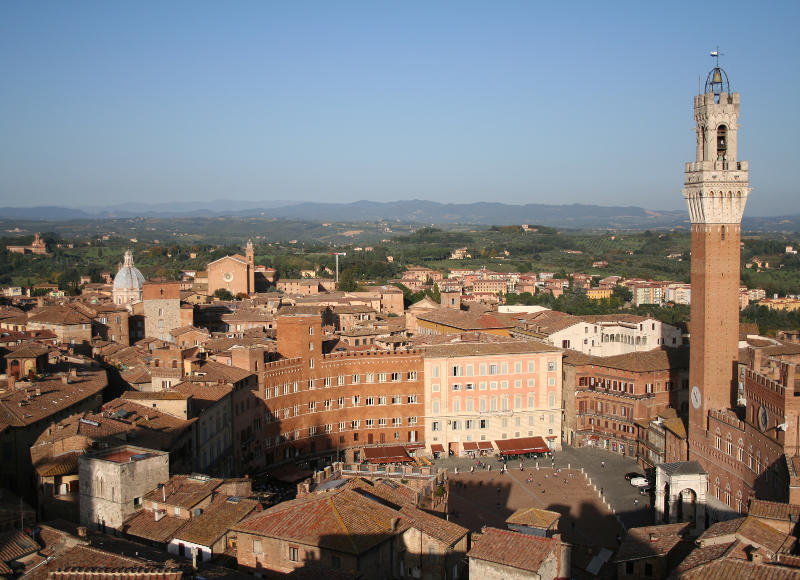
[{"left": 685, "top": 62, "right": 751, "bottom": 440}]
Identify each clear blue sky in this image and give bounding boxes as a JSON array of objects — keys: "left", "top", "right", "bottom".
[{"left": 1, "top": 0, "right": 798, "bottom": 215}]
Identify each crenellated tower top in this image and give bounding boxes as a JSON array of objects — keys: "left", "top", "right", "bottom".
[{"left": 682, "top": 64, "right": 751, "bottom": 225}]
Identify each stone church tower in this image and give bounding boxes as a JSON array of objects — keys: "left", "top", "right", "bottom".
[{"left": 684, "top": 65, "right": 751, "bottom": 439}]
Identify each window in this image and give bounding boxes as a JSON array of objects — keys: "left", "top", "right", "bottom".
[
  {"left": 479, "top": 364, "right": 487, "bottom": 376},
  {"left": 515, "top": 362, "right": 522, "bottom": 373},
  {"left": 378, "top": 396, "right": 387, "bottom": 405},
  {"left": 489, "top": 364, "right": 499, "bottom": 375},
  {"left": 392, "top": 395, "right": 402, "bottom": 404},
  {"left": 352, "top": 374, "right": 360, "bottom": 384},
  {"left": 391, "top": 372, "right": 402, "bottom": 382},
  {"left": 479, "top": 381, "right": 487, "bottom": 390},
  {"left": 409, "top": 416, "right": 418, "bottom": 425},
  {"left": 432, "top": 421, "right": 441, "bottom": 431},
  {"left": 466, "top": 365, "right": 474, "bottom": 376},
  {"left": 254, "top": 539, "right": 262, "bottom": 554},
  {"left": 501, "top": 362, "right": 508, "bottom": 374},
  {"left": 452, "top": 365, "right": 463, "bottom": 377},
  {"left": 352, "top": 395, "right": 360, "bottom": 406},
  {"left": 407, "top": 394, "right": 418, "bottom": 403},
  {"left": 528, "top": 361, "right": 535, "bottom": 372},
  {"left": 338, "top": 375, "right": 345, "bottom": 386},
  {"left": 351, "top": 420, "right": 360, "bottom": 429},
  {"left": 465, "top": 383, "right": 475, "bottom": 391},
  {"left": 432, "top": 383, "right": 440, "bottom": 392},
  {"left": 408, "top": 371, "right": 418, "bottom": 380},
  {"left": 365, "top": 419, "right": 374, "bottom": 428},
  {"left": 452, "top": 383, "right": 461, "bottom": 391},
  {"left": 365, "top": 397, "right": 375, "bottom": 406},
  {"left": 432, "top": 366, "right": 440, "bottom": 378},
  {"left": 366, "top": 373, "right": 375, "bottom": 383},
  {"left": 480, "top": 419, "right": 488, "bottom": 429},
  {"left": 432, "top": 400, "right": 440, "bottom": 413},
  {"left": 500, "top": 381, "right": 508, "bottom": 389},
  {"left": 289, "top": 546, "right": 299, "bottom": 562},
  {"left": 323, "top": 377, "right": 331, "bottom": 387},
  {"left": 309, "top": 327, "right": 314, "bottom": 335},
  {"left": 548, "top": 360, "right": 557, "bottom": 372},
  {"left": 378, "top": 373, "right": 387, "bottom": 383}
]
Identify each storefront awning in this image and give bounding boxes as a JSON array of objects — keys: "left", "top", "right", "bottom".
[
  {"left": 477, "top": 441, "right": 494, "bottom": 451},
  {"left": 494, "top": 436, "right": 549, "bottom": 456},
  {"left": 362, "top": 445, "right": 413, "bottom": 464},
  {"left": 431, "top": 444, "right": 445, "bottom": 453},
  {"left": 462, "top": 442, "right": 479, "bottom": 451}
]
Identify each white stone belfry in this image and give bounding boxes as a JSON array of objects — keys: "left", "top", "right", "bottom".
[
  {"left": 112, "top": 249, "right": 145, "bottom": 306},
  {"left": 682, "top": 67, "right": 751, "bottom": 224}
]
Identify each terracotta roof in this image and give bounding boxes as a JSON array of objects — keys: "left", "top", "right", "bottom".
[
  {"left": 672, "top": 541, "right": 736, "bottom": 575},
  {"left": 122, "top": 510, "right": 187, "bottom": 544},
  {"left": 142, "top": 474, "right": 223, "bottom": 509},
  {"left": 47, "top": 569, "right": 183, "bottom": 580},
  {"left": 184, "top": 359, "right": 252, "bottom": 384},
  {"left": 168, "top": 325, "right": 208, "bottom": 338},
  {"left": 4, "top": 341, "right": 51, "bottom": 358},
  {"left": 416, "top": 309, "right": 516, "bottom": 331},
  {"left": 506, "top": 507, "right": 561, "bottom": 529},
  {"left": 399, "top": 505, "right": 468, "bottom": 547},
  {"left": 173, "top": 495, "right": 259, "bottom": 546},
  {"left": 749, "top": 500, "right": 800, "bottom": 523},
  {"left": 565, "top": 346, "right": 690, "bottom": 372},
  {"left": 234, "top": 488, "right": 410, "bottom": 555},
  {"left": 121, "top": 391, "right": 189, "bottom": 401},
  {"left": 34, "top": 451, "right": 82, "bottom": 476},
  {"left": 699, "top": 516, "right": 792, "bottom": 555},
  {"left": 24, "top": 544, "right": 182, "bottom": 580},
  {"left": 172, "top": 382, "right": 232, "bottom": 410},
  {"left": 674, "top": 558, "right": 800, "bottom": 579},
  {"left": 28, "top": 305, "right": 92, "bottom": 325},
  {"left": 614, "top": 522, "right": 689, "bottom": 562},
  {"left": 0, "top": 370, "right": 107, "bottom": 428},
  {"left": 0, "top": 530, "right": 39, "bottom": 565},
  {"left": 421, "top": 338, "right": 560, "bottom": 358},
  {"left": 467, "top": 527, "right": 559, "bottom": 572}
]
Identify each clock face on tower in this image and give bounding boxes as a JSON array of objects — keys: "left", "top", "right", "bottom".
[
  {"left": 691, "top": 386, "right": 701, "bottom": 410},
  {"left": 223, "top": 271, "right": 234, "bottom": 283},
  {"left": 758, "top": 405, "right": 769, "bottom": 432}
]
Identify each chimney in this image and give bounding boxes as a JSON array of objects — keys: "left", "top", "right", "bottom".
[
  {"left": 750, "top": 546, "right": 765, "bottom": 563},
  {"left": 62, "top": 374, "right": 70, "bottom": 384},
  {"left": 77, "top": 526, "right": 87, "bottom": 538},
  {"left": 649, "top": 533, "right": 659, "bottom": 542},
  {"left": 390, "top": 517, "right": 399, "bottom": 532}
]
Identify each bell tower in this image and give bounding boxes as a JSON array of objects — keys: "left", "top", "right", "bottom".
[
  {"left": 246, "top": 239, "right": 255, "bottom": 294},
  {"left": 684, "top": 63, "right": 751, "bottom": 439}
]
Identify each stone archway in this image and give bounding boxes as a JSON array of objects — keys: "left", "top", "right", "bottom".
[{"left": 655, "top": 461, "right": 708, "bottom": 533}]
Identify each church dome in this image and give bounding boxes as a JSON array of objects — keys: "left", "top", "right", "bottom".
[{"left": 113, "top": 250, "right": 145, "bottom": 291}]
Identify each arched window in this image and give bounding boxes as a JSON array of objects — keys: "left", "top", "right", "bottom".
[{"left": 717, "top": 125, "right": 728, "bottom": 162}]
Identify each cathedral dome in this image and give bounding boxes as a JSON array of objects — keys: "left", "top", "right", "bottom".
[{"left": 113, "top": 250, "right": 145, "bottom": 291}]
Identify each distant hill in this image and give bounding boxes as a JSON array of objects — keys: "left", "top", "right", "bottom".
[{"left": 0, "top": 200, "right": 796, "bottom": 231}]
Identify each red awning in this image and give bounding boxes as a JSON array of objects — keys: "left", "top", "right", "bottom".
[
  {"left": 477, "top": 441, "right": 494, "bottom": 450},
  {"left": 494, "top": 436, "right": 549, "bottom": 456},
  {"left": 462, "top": 442, "right": 479, "bottom": 451},
  {"left": 431, "top": 444, "right": 445, "bottom": 453},
  {"left": 404, "top": 443, "right": 425, "bottom": 449},
  {"left": 362, "top": 446, "right": 413, "bottom": 464}
]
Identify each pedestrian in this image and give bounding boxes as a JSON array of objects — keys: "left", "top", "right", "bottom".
[
  {"left": 600, "top": 487, "right": 604, "bottom": 495},
  {"left": 520, "top": 461, "right": 523, "bottom": 470},
  {"left": 634, "top": 498, "right": 639, "bottom": 506},
  {"left": 470, "top": 465, "right": 474, "bottom": 473},
  {"left": 601, "top": 461, "right": 605, "bottom": 469}
]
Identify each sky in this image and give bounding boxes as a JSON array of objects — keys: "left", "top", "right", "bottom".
[{"left": 1, "top": 1, "right": 798, "bottom": 216}]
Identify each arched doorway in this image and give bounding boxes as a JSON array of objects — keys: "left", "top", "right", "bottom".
[{"left": 677, "top": 488, "right": 698, "bottom": 524}]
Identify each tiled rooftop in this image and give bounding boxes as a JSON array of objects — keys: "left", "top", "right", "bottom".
[{"left": 467, "top": 527, "right": 559, "bottom": 572}]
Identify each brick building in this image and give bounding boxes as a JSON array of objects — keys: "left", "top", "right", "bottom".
[
  {"left": 565, "top": 348, "right": 689, "bottom": 456},
  {"left": 259, "top": 314, "right": 425, "bottom": 469}
]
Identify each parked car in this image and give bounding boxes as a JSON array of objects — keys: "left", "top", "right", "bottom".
[
  {"left": 625, "top": 472, "right": 644, "bottom": 481},
  {"left": 630, "top": 477, "right": 650, "bottom": 487}
]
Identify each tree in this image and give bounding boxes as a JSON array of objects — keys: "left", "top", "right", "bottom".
[
  {"left": 337, "top": 269, "right": 358, "bottom": 292},
  {"left": 213, "top": 288, "right": 234, "bottom": 301}
]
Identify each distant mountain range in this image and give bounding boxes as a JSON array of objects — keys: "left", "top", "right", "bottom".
[{"left": 0, "top": 200, "right": 796, "bottom": 231}]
